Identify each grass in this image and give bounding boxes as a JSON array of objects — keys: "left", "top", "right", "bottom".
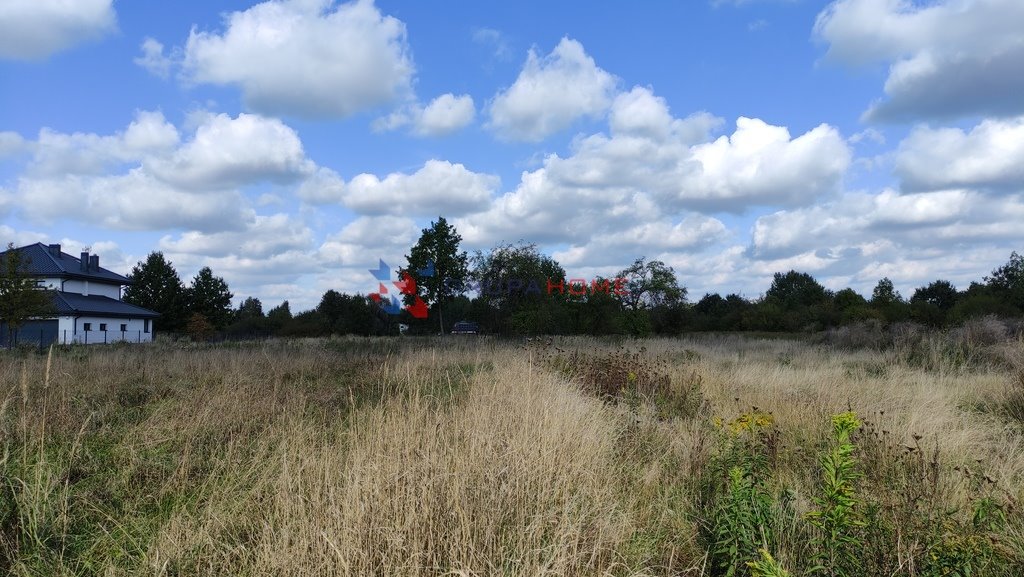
[{"left": 1, "top": 334, "right": 1022, "bottom": 575}]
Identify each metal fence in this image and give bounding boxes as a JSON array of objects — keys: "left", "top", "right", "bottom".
[{"left": 3, "top": 328, "right": 150, "bottom": 349}]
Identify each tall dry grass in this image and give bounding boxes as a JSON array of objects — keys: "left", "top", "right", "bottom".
[{"left": 2, "top": 334, "right": 1023, "bottom": 575}]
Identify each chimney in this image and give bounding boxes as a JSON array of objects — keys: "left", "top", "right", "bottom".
[
  {"left": 90, "top": 255, "right": 99, "bottom": 271},
  {"left": 48, "top": 244, "right": 61, "bottom": 257},
  {"left": 81, "top": 251, "right": 89, "bottom": 271}
]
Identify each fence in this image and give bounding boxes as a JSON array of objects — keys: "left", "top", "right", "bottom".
[{"left": 3, "top": 328, "right": 151, "bottom": 349}]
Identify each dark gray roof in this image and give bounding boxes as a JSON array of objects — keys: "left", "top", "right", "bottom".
[
  {"left": 53, "top": 292, "right": 159, "bottom": 319},
  {"left": 0, "top": 243, "right": 130, "bottom": 284}
]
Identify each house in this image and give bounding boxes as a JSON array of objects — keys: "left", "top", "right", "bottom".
[{"left": 0, "top": 243, "right": 159, "bottom": 346}]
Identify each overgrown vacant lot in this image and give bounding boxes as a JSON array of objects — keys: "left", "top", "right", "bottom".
[{"left": 2, "top": 335, "right": 1024, "bottom": 576}]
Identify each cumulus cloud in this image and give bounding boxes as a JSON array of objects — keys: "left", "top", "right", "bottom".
[
  {"left": 459, "top": 86, "right": 850, "bottom": 250},
  {"left": 8, "top": 110, "right": 320, "bottom": 232},
  {"left": 134, "top": 38, "right": 174, "bottom": 79},
  {"left": 488, "top": 37, "right": 617, "bottom": 141},
  {"left": 182, "top": 0, "right": 413, "bottom": 118},
  {"left": 815, "top": 0, "right": 1024, "bottom": 122},
  {"left": 373, "top": 93, "right": 476, "bottom": 136},
  {"left": 896, "top": 116, "right": 1024, "bottom": 192},
  {"left": 0, "top": 132, "right": 27, "bottom": 157},
  {"left": 147, "top": 112, "right": 315, "bottom": 189},
  {"left": 0, "top": 0, "right": 116, "bottom": 60},
  {"left": 297, "top": 167, "right": 347, "bottom": 204},
  {"left": 158, "top": 214, "right": 315, "bottom": 259},
  {"left": 749, "top": 189, "right": 1024, "bottom": 261},
  {"left": 319, "top": 215, "right": 420, "bottom": 268},
  {"left": 554, "top": 215, "right": 730, "bottom": 268},
  {"left": 342, "top": 160, "right": 498, "bottom": 216}
]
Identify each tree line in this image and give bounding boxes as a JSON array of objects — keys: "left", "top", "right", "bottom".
[
  {"left": 103, "top": 224, "right": 1024, "bottom": 338},
  {"left": 6, "top": 225, "right": 1024, "bottom": 341}
]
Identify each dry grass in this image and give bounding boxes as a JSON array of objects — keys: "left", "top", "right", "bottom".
[{"left": 2, "top": 334, "right": 1023, "bottom": 575}]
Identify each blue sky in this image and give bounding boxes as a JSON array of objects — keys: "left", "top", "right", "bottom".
[{"left": 2, "top": 0, "right": 1023, "bottom": 311}]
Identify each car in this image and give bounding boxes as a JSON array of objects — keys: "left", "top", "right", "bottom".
[{"left": 451, "top": 321, "right": 480, "bottom": 335}]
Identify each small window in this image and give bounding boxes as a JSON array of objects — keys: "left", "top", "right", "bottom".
[
  {"left": 144, "top": 319, "right": 150, "bottom": 333},
  {"left": 83, "top": 323, "right": 91, "bottom": 332},
  {"left": 120, "top": 324, "right": 127, "bottom": 332},
  {"left": 99, "top": 323, "right": 107, "bottom": 331}
]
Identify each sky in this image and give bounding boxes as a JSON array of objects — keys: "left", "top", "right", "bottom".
[{"left": 1, "top": 0, "right": 1023, "bottom": 312}]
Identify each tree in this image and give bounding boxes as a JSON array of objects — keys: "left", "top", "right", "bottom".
[
  {"left": 471, "top": 241, "right": 566, "bottom": 335},
  {"left": 869, "top": 278, "right": 909, "bottom": 324},
  {"left": 0, "top": 243, "right": 55, "bottom": 346},
  {"left": 766, "top": 270, "right": 830, "bottom": 310},
  {"left": 614, "top": 257, "right": 686, "bottom": 335},
  {"left": 616, "top": 258, "right": 686, "bottom": 310},
  {"left": 226, "top": 296, "right": 267, "bottom": 338},
  {"left": 266, "top": 301, "right": 292, "bottom": 333},
  {"left": 187, "top": 267, "right": 233, "bottom": 330},
  {"left": 910, "top": 280, "right": 959, "bottom": 326},
  {"left": 123, "top": 252, "right": 187, "bottom": 332},
  {"left": 985, "top": 252, "right": 1024, "bottom": 313},
  {"left": 870, "top": 278, "right": 903, "bottom": 305},
  {"left": 403, "top": 217, "right": 469, "bottom": 335},
  {"left": 235, "top": 296, "right": 264, "bottom": 321},
  {"left": 761, "top": 271, "right": 833, "bottom": 331},
  {"left": 317, "top": 290, "right": 379, "bottom": 335}
]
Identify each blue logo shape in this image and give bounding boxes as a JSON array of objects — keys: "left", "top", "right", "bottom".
[
  {"left": 369, "top": 259, "right": 390, "bottom": 281},
  {"left": 381, "top": 294, "right": 402, "bottom": 315},
  {"left": 418, "top": 259, "right": 435, "bottom": 278}
]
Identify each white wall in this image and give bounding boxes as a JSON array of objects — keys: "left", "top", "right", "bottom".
[
  {"left": 56, "top": 316, "right": 153, "bottom": 344},
  {"left": 60, "top": 279, "right": 121, "bottom": 299}
]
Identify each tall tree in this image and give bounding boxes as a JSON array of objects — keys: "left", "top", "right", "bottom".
[
  {"left": 123, "top": 252, "right": 186, "bottom": 332},
  {"left": 404, "top": 216, "right": 469, "bottom": 334},
  {"left": 869, "top": 277, "right": 909, "bottom": 324},
  {"left": 266, "top": 300, "right": 292, "bottom": 333},
  {"left": 235, "top": 296, "right": 264, "bottom": 321},
  {"left": 471, "top": 241, "right": 567, "bottom": 335},
  {"left": 615, "top": 258, "right": 687, "bottom": 335},
  {"left": 986, "top": 252, "right": 1024, "bottom": 312},
  {"left": 187, "top": 267, "right": 233, "bottom": 329},
  {"left": 0, "top": 243, "right": 55, "bottom": 346},
  {"left": 616, "top": 257, "right": 686, "bottom": 311}
]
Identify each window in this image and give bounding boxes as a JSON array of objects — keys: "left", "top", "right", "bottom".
[
  {"left": 83, "top": 323, "right": 91, "bottom": 332},
  {"left": 99, "top": 323, "right": 107, "bottom": 331},
  {"left": 120, "top": 324, "right": 127, "bottom": 332},
  {"left": 144, "top": 319, "right": 150, "bottom": 333}
]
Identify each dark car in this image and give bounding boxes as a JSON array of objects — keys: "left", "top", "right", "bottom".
[{"left": 451, "top": 321, "right": 480, "bottom": 335}]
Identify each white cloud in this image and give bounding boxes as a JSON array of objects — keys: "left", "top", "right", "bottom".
[
  {"left": 684, "top": 117, "right": 850, "bottom": 208},
  {"left": 134, "top": 38, "right": 174, "bottom": 79},
  {"left": 343, "top": 160, "right": 498, "bottom": 216},
  {"left": 416, "top": 94, "right": 476, "bottom": 136},
  {"left": 319, "top": 215, "right": 420, "bottom": 268},
  {"left": 472, "top": 27, "right": 511, "bottom": 61},
  {"left": 488, "top": 37, "right": 617, "bottom": 142},
  {"left": 183, "top": 0, "right": 413, "bottom": 118},
  {"left": 815, "top": 0, "right": 1024, "bottom": 122},
  {"left": 896, "top": 116, "right": 1024, "bottom": 191},
  {"left": 459, "top": 86, "right": 850, "bottom": 250},
  {"left": 297, "top": 167, "right": 347, "bottom": 204},
  {"left": 0, "top": 132, "right": 27, "bottom": 157},
  {"left": 0, "top": 0, "right": 115, "bottom": 60},
  {"left": 8, "top": 110, "right": 322, "bottom": 233},
  {"left": 27, "top": 111, "right": 180, "bottom": 176},
  {"left": 16, "top": 171, "right": 252, "bottom": 233},
  {"left": 147, "top": 112, "right": 315, "bottom": 189},
  {"left": 373, "top": 93, "right": 476, "bottom": 136},
  {"left": 554, "top": 215, "right": 730, "bottom": 268},
  {"left": 158, "top": 214, "right": 314, "bottom": 258},
  {"left": 749, "top": 189, "right": 1024, "bottom": 261}
]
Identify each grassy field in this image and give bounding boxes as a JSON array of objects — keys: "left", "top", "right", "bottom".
[{"left": 2, "top": 334, "right": 1023, "bottom": 576}]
